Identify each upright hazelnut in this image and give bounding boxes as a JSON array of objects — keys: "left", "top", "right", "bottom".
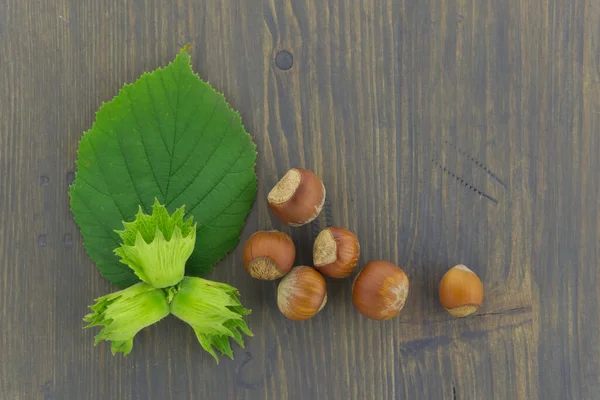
[
  {"left": 267, "top": 168, "right": 326, "bottom": 226},
  {"left": 313, "top": 227, "right": 360, "bottom": 278},
  {"left": 242, "top": 231, "right": 295, "bottom": 280},
  {"left": 352, "top": 261, "right": 409, "bottom": 320},
  {"left": 277, "top": 266, "right": 327, "bottom": 320},
  {"left": 439, "top": 264, "right": 483, "bottom": 317}
]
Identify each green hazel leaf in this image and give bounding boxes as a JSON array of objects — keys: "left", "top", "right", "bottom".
[{"left": 69, "top": 46, "right": 257, "bottom": 287}]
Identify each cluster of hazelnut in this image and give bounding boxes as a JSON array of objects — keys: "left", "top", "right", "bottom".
[{"left": 243, "top": 168, "right": 484, "bottom": 321}]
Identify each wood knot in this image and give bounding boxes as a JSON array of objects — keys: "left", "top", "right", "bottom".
[{"left": 275, "top": 51, "right": 293, "bottom": 70}]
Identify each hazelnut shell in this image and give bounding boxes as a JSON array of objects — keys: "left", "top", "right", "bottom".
[
  {"left": 352, "top": 260, "right": 409, "bottom": 320},
  {"left": 242, "top": 231, "right": 295, "bottom": 280},
  {"left": 439, "top": 264, "right": 483, "bottom": 317},
  {"left": 313, "top": 227, "right": 360, "bottom": 278},
  {"left": 277, "top": 266, "right": 327, "bottom": 320},
  {"left": 267, "top": 168, "right": 326, "bottom": 226}
]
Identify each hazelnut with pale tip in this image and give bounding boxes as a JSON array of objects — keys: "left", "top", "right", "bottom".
[
  {"left": 352, "top": 260, "right": 409, "bottom": 320},
  {"left": 439, "top": 264, "right": 483, "bottom": 317},
  {"left": 277, "top": 266, "right": 327, "bottom": 320}
]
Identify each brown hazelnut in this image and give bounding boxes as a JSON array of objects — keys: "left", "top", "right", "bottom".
[
  {"left": 352, "top": 260, "right": 409, "bottom": 320},
  {"left": 267, "top": 168, "right": 326, "bottom": 226},
  {"left": 242, "top": 231, "right": 295, "bottom": 280},
  {"left": 439, "top": 264, "right": 483, "bottom": 317},
  {"left": 313, "top": 227, "right": 360, "bottom": 278},
  {"left": 277, "top": 266, "right": 327, "bottom": 320}
]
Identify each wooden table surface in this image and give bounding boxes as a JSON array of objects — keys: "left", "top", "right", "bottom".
[{"left": 1, "top": 0, "right": 599, "bottom": 399}]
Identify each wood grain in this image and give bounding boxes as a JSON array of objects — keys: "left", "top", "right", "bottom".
[{"left": 0, "top": 0, "right": 598, "bottom": 399}]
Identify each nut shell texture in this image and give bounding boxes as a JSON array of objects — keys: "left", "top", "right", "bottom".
[
  {"left": 313, "top": 227, "right": 360, "bottom": 278},
  {"left": 242, "top": 231, "right": 295, "bottom": 280},
  {"left": 267, "top": 168, "right": 326, "bottom": 226},
  {"left": 352, "top": 261, "right": 409, "bottom": 320},
  {"left": 439, "top": 264, "right": 483, "bottom": 317},
  {"left": 277, "top": 266, "right": 327, "bottom": 320}
]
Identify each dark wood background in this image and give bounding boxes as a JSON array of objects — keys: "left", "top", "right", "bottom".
[{"left": 1, "top": 0, "right": 598, "bottom": 399}]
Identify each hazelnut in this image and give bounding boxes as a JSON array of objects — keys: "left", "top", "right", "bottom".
[
  {"left": 439, "top": 264, "right": 483, "bottom": 317},
  {"left": 242, "top": 231, "right": 295, "bottom": 280},
  {"left": 352, "top": 261, "right": 409, "bottom": 320},
  {"left": 277, "top": 266, "right": 327, "bottom": 320},
  {"left": 313, "top": 227, "right": 360, "bottom": 278},
  {"left": 267, "top": 168, "right": 326, "bottom": 226}
]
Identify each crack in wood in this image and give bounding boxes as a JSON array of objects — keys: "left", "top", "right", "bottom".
[
  {"left": 432, "top": 159, "right": 499, "bottom": 205},
  {"left": 444, "top": 140, "right": 507, "bottom": 191},
  {"left": 471, "top": 305, "right": 531, "bottom": 318},
  {"left": 423, "top": 305, "right": 532, "bottom": 327}
]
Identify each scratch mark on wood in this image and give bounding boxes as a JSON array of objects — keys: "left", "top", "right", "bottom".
[
  {"left": 432, "top": 159, "right": 499, "bottom": 205},
  {"left": 38, "top": 235, "right": 47, "bottom": 247},
  {"left": 234, "top": 351, "right": 263, "bottom": 390},
  {"left": 444, "top": 140, "right": 507, "bottom": 190},
  {"left": 453, "top": 384, "right": 457, "bottom": 400}
]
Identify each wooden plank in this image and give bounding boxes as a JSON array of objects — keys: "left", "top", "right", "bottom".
[
  {"left": 530, "top": 0, "right": 600, "bottom": 399},
  {"left": 0, "top": 0, "right": 599, "bottom": 399}
]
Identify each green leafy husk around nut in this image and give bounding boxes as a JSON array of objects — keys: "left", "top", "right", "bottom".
[
  {"left": 83, "top": 282, "right": 170, "bottom": 355},
  {"left": 114, "top": 199, "right": 196, "bottom": 288},
  {"left": 84, "top": 202, "right": 252, "bottom": 360},
  {"left": 170, "top": 276, "right": 252, "bottom": 362}
]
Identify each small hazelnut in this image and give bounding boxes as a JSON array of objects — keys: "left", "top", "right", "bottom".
[
  {"left": 267, "top": 168, "right": 326, "bottom": 226},
  {"left": 277, "top": 266, "right": 327, "bottom": 320},
  {"left": 313, "top": 227, "right": 360, "bottom": 278},
  {"left": 439, "top": 264, "right": 483, "bottom": 317},
  {"left": 352, "top": 261, "right": 409, "bottom": 320},
  {"left": 242, "top": 231, "right": 295, "bottom": 280}
]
